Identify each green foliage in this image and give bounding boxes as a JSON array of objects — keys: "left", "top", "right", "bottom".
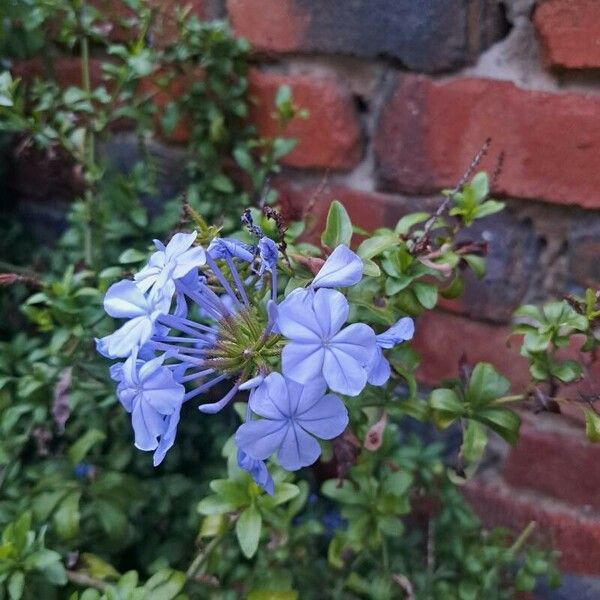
[{"left": 0, "top": 3, "right": 570, "bottom": 597}]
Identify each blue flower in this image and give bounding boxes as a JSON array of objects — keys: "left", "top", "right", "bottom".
[
  {"left": 207, "top": 238, "right": 254, "bottom": 262},
  {"left": 377, "top": 317, "right": 415, "bottom": 348},
  {"left": 235, "top": 373, "right": 348, "bottom": 471},
  {"left": 117, "top": 352, "right": 184, "bottom": 464},
  {"left": 367, "top": 317, "right": 416, "bottom": 386},
  {"left": 311, "top": 245, "right": 363, "bottom": 290},
  {"left": 135, "top": 231, "right": 206, "bottom": 293},
  {"left": 237, "top": 449, "right": 274, "bottom": 495},
  {"left": 96, "top": 280, "right": 173, "bottom": 359},
  {"left": 277, "top": 288, "right": 377, "bottom": 396},
  {"left": 257, "top": 237, "right": 278, "bottom": 274}
]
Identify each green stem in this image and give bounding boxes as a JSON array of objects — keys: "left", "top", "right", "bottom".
[
  {"left": 507, "top": 521, "right": 536, "bottom": 557},
  {"left": 493, "top": 394, "right": 525, "bottom": 405},
  {"left": 381, "top": 536, "right": 390, "bottom": 574},
  {"left": 186, "top": 523, "right": 232, "bottom": 580}
]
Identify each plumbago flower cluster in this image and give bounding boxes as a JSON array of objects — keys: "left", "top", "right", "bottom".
[{"left": 97, "top": 230, "right": 414, "bottom": 493}]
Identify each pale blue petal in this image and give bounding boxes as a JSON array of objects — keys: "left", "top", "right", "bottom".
[
  {"left": 377, "top": 317, "right": 415, "bottom": 348},
  {"left": 282, "top": 343, "right": 325, "bottom": 384},
  {"left": 292, "top": 377, "right": 328, "bottom": 415},
  {"left": 312, "top": 289, "right": 348, "bottom": 338},
  {"left": 277, "top": 423, "right": 321, "bottom": 471},
  {"left": 249, "top": 373, "right": 287, "bottom": 419},
  {"left": 165, "top": 231, "right": 197, "bottom": 261},
  {"left": 297, "top": 393, "right": 348, "bottom": 439},
  {"left": 101, "top": 316, "right": 153, "bottom": 358},
  {"left": 330, "top": 323, "right": 377, "bottom": 367},
  {"left": 277, "top": 289, "right": 321, "bottom": 341},
  {"left": 237, "top": 449, "right": 274, "bottom": 495},
  {"left": 104, "top": 280, "right": 148, "bottom": 318},
  {"left": 132, "top": 401, "right": 164, "bottom": 451},
  {"left": 367, "top": 347, "right": 391, "bottom": 386},
  {"left": 235, "top": 419, "right": 288, "bottom": 461},
  {"left": 323, "top": 348, "right": 368, "bottom": 396},
  {"left": 311, "top": 245, "right": 363, "bottom": 289},
  {"left": 172, "top": 246, "right": 206, "bottom": 279},
  {"left": 153, "top": 407, "right": 181, "bottom": 466}
]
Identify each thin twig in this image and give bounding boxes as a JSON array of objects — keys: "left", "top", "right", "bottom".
[{"left": 67, "top": 570, "right": 109, "bottom": 591}]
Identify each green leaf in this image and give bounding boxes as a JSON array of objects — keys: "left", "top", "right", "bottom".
[
  {"left": 475, "top": 408, "right": 520, "bottom": 444},
  {"left": 474, "top": 200, "right": 505, "bottom": 219},
  {"left": 118, "top": 248, "right": 147, "bottom": 264},
  {"left": 461, "top": 420, "right": 487, "bottom": 463},
  {"left": 585, "top": 409, "right": 600, "bottom": 442},
  {"left": 197, "top": 495, "right": 237, "bottom": 515},
  {"left": 68, "top": 429, "right": 106, "bottom": 465},
  {"left": 143, "top": 569, "right": 186, "bottom": 600},
  {"left": 8, "top": 571, "right": 24, "bottom": 600},
  {"left": 236, "top": 505, "right": 262, "bottom": 558},
  {"left": 321, "top": 201, "right": 353, "bottom": 248},
  {"left": 54, "top": 492, "right": 81, "bottom": 539},
  {"left": 356, "top": 233, "right": 399, "bottom": 260},
  {"left": 382, "top": 471, "right": 412, "bottom": 497},
  {"left": 413, "top": 282, "right": 438, "bottom": 309},
  {"left": 551, "top": 359, "right": 582, "bottom": 383},
  {"left": 429, "top": 388, "right": 463, "bottom": 414},
  {"left": 463, "top": 254, "right": 486, "bottom": 279},
  {"left": 394, "top": 212, "right": 429, "bottom": 235},
  {"left": 466, "top": 363, "right": 510, "bottom": 406},
  {"left": 361, "top": 258, "right": 380, "bottom": 277},
  {"left": 470, "top": 172, "right": 489, "bottom": 201}
]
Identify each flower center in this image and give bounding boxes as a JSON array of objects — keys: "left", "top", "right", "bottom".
[{"left": 203, "top": 306, "right": 282, "bottom": 378}]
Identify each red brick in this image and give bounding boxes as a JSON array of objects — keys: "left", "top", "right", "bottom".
[
  {"left": 13, "top": 57, "right": 104, "bottom": 89},
  {"left": 504, "top": 415, "right": 600, "bottom": 510},
  {"left": 277, "top": 182, "right": 413, "bottom": 243},
  {"left": 464, "top": 475, "right": 600, "bottom": 575},
  {"left": 249, "top": 70, "right": 362, "bottom": 170},
  {"left": 227, "top": 0, "right": 308, "bottom": 54},
  {"left": 375, "top": 75, "right": 600, "bottom": 209},
  {"left": 227, "top": 0, "right": 507, "bottom": 73},
  {"left": 90, "top": 0, "right": 209, "bottom": 46},
  {"left": 412, "top": 310, "right": 530, "bottom": 390},
  {"left": 534, "top": 0, "right": 600, "bottom": 70}
]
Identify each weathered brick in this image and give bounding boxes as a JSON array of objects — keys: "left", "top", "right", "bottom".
[
  {"left": 13, "top": 57, "right": 104, "bottom": 88},
  {"left": 504, "top": 415, "right": 600, "bottom": 511},
  {"left": 534, "top": 0, "right": 600, "bottom": 70},
  {"left": 249, "top": 70, "right": 362, "bottom": 170},
  {"left": 375, "top": 75, "right": 600, "bottom": 209},
  {"left": 412, "top": 310, "right": 530, "bottom": 389},
  {"left": 90, "top": 0, "right": 211, "bottom": 46},
  {"left": 276, "top": 182, "right": 414, "bottom": 241},
  {"left": 464, "top": 475, "right": 600, "bottom": 575},
  {"left": 227, "top": 0, "right": 507, "bottom": 73}
]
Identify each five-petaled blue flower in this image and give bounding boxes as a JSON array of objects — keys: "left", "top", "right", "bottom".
[
  {"left": 135, "top": 231, "right": 206, "bottom": 293},
  {"left": 116, "top": 351, "right": 184, "bottom": 464},
  {"left": 277, "top": 288, "right": 377, "bottom": 396},
  {"left": 235, "top": 372, "right": 348, "bottom": 471}
]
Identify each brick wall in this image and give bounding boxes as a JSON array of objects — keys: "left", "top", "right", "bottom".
[
  {"left": 12, "top": 1, "right": 600, "bottom": 596},
  {"left": 229, "top": 1, "right": 600, "bottom": 596}
]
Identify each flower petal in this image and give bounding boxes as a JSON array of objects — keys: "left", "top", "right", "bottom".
[
  {"left": 237, "top": 449, "right": 274, "bottom": 495},
  {"left": 172, "top": 246, "right": 206, "bottom": 279},
  {"left": 104, "top": 280, "right": 148, "bottom": 318},
  {"left": 249, "top": 372, "right": 288, "bottom": 419},
  {"left": 367, "top": 347, "right": 391, "bottom": 386},
  {"left": 165, "top": 231, "right": 197, "bottom": 261},
  {"left": 277, "top": 289, "right": 321, "bottom": 341},
  {"left": 153, "top": 407, "right": 181, "bottom": 466},
  {"left": 292, "top": 377, "right": 328, "bottom": 415},
  {"left": 277, "top": 423, "right": 321, "bottom": 471},
  {"left": 311, "top": 245, "right": 363, "bottom": 289},
  {"left": 235, "top": 419, "right": 288, "bottom": 461},
  {"left": 282, "top": 343, "right": 325, "bottom": 384},
  {"left": 323, "top": 348, "right": 368, "bottom": 396},
  {"left": 297, "top": 393, "right": 348, "bottom": 439},
  {"left": 101, "top": 316, "right": 154, "bottom": 358},
  {"left": 331, "top": 323, "right": 377, "bottom": 367},
  {"left": 312, "top": 289, "right": 349, "bottom": 339},
  {"left": 132, "top": 400, "right": 164, "bottom": 451},
  {"left": 377, "top": 317, "right": 415, "bottom": 349}
]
